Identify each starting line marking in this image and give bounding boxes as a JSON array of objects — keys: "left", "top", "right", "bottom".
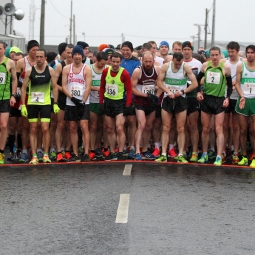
[
  {"left": 115, "top": 194, "right": 130, "bottom": 223},
  {"left": 123, "top": 164, "right": 132, "bottom": 176}
]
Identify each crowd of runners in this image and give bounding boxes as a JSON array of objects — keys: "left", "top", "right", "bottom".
[{"left": 1, "top": 38, "right": 255, "bottom": 167}]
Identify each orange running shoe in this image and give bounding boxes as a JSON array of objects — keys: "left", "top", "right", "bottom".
[
  {"left": 64, "top": 151, "right": 72, "bottom": 160},
  {"left": 57, "top": 152, "right": 66, "bottom": 162},
  {"left": 89, "top": 151, "right": 96, "bottom": 160},
  {"left": 168, "top": 147, "right": 177, "bottom": 157}
]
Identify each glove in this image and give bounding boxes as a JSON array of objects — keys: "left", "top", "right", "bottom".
[
  {"left": 99, "top": 103, "right": 105, "bottom": 115},
  {"left": 53, "top": 103, "right": 60, "bottom": 114},
  {"left": 147, "top": 92, "right": 158, "bottom": 104},
  {"left": 21, "top": 104, "right": 28, "bottom": 117},
  {"left": 71, "top": 97, "right": 85, "bottom": 107},
  {"left": 123, "top": 105, "right": 134, "bottom": 116}
]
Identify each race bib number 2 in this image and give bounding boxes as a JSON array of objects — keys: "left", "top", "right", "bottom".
[
  {"left": 0, "top": 72, "right": 6, "bottom": 85},
  {"left": 206, "top": 71, "right": 220, "bottom": 84},
  {"left": 31, "top": 92, "right": 44, "bottom": 103},
  {"left": 106, "top": 84, "right": 118, "bottom": 96}
]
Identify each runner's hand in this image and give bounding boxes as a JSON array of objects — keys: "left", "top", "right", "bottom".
[
  {"left": 239, "top": 97, "right": 245, "bottom": 109},
  {"left": 21, "top": 104, "right": 28, "bottom": 117},
  {"left": 71, "top": 97, "right": 85, "bottom": 107},
  {"left": 53, "top": 103, "right": 60, "bottom": 114}
]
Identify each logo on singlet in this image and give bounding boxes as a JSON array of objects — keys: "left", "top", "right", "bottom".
[{"left": 111, "top": 80, "right": 115, "bottom": 84}]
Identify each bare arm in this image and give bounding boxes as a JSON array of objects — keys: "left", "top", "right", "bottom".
[
  {"left": 235, "top": 63, "right": 243, "bottom": 97},
  {"left": 8, "top": 59, "right": 17, "bottom": 106},
  {"left": 83, "top": 65, "right": 92, "bottom": 102},
  {"left": 61, "top": 65, "right": 72, "bottom": 99},
  {"left": 21, "top": 68, "right": 32, "bottom": 104},
  {"left": 54, "top": 62, "right": 64, "bottom": 93},
  {"left": 49, "top": 67, "right": 58, "bottom": 103},
  {"left": 131, "top": 68, "right": 147, "bottom": 97}
]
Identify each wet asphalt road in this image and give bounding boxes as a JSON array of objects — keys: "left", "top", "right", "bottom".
[{"left": 1, "top": 163, "right": 255, "bottom": 255}]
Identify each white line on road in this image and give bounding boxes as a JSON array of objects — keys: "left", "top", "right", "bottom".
[
  {"left": 123, "top": 164, "right": 132, "bottom": 176},
  {"left": 115, "top": 194, "right": 130, "bottom": 223}
]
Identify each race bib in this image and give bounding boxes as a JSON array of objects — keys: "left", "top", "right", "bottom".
[
  {"left": 0, "top": 72, "right": 6, "bottom": 84},
  {"left": 91, "top": 90, "right": 99, "bottom": 99},
  {"left": 243, "top": 82, "right": 255, "bottom": 94},
  {"left": 106, "top": 84, "right": 118, "bottom": 96},
  {"left": 31, "top": 92, "right": 44, "bottom": 103},
  {"left": 142, "top": 85, "right": 155, "bottom": 94},
  {"left": 16, "top": 87, "right": 21, "bottom": 95},
  {"left": 165, "top": 84, "right": 179, "bottom": 93},
  {"left": 206, "top": 71, "right": 220, "bottom": 84},
  {"left": 71, "top": 86, "right": 82, "bottom": 97}
]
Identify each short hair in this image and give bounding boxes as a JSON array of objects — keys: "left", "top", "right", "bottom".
[
  {"left": 173, "top": 52, "right": 183, "bottom": 61},
  {"left": 209, "top": 46, "right": 221, "bottom": 54},
  {"left": 93, "top": 50, "right": 99, "bottom": 57},
  {"left": 46, "top": 51, "right": 57, "bottom": 62},
  {"left": 172, "top": 41, "right": 182, "bottom": 49},
  {"left": 142, "top": 42, "right": 152, "bottom": 51},
  {"left": 96, "top": 51, "right": 108, "bottom": 62},
  {"left": 0, "top": 40, "right": 7, "bottom": 49},
  {"left": 245, "top": 45, "right": 255, "bottom": 54},
  {"left": 15, "top": 52, "right": 24, "bottom": 57},
  {"left": 148, "top": 40, "right": 157, "bottom": 46},
  {"left": 36, "top": 48, "right": 47, "bottom": 57},
  {"left": 142, "top": 51, "right": 154, "bottom": 60},
  {"left": 226, "top": 41, "right": 240, "bottom": 51},
  {"left": 110, "top": 52, "right": 122, "bottom": 60},
  {"left": 66, "top": 44, "right": 74, "bottom": 49},
  {"left": 192, "top": 53, "right": 205, "bottom": 63}
]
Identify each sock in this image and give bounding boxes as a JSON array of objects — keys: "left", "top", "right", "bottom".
[
  {"left": 169, "top": 144, "right": 174, "bottom": 150},
  {"left": 216, "top": 154, "right": 221, "bottom": 159},
  {"left": 50, "top": 147, "right": 55, "bottom": 153},
  {"left": 162, "top": 153, "right": 166, "bottom": 156},
  {"left": 37, "top": 148, "right": 43, "bottom": 153},
  {"left": 22, "top": 149, "right": 28, "bottom": 154},
  {"left": 154, "top": 142, "right": 160, "bottom": 150},
  {"left": 130, "top": 146, "right": 135, "bottom": 151}
]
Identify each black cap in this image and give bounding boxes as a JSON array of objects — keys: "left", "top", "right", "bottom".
[
  {"left": 27, "top": 40, "right": 39, "bottom": 52},
  {"left": 121, "top": 41, "right": 133, "bottom": 52},
  {"left": 135, "top": 45, "right": 142, "bottom": 51},
  {"left": 104, "top": 48, "right": 114, "bottom": 56},
  {"left": 116, "top": 44, "right": 121, "bottom": 50},
  {"left": 77, "top": 41, "right": 89, "bottom": 49},
  {"left": 182, "top": 41, "right": 192, "bottom": 50}
]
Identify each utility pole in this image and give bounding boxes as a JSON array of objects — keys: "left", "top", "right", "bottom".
[
  {"left": 121, "top": 33, "right": 125, "bottom": 43},
  {"left": 211, "top": 0, "right": 216, "bottom": 46},
  {"left": 40, "top": 0, "right": 45, "bottom": 47},
  {"left": 69, "top": 0, "right": 73, "bottom": 44},
  {"left": 73, "top": 14, "right": 75, "bottom": 44},
  {"left": 204, "top": 8, "right": 208, "bottom": 49}
]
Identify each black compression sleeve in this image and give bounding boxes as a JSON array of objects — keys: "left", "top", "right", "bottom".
[
  {"left": 196, "top": 71, "right": 205, "bottom": 93},
  {"left": 226, "top": 75, "right": 232, "bottom": 98}
]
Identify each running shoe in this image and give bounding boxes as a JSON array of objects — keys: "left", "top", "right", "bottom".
[
  {"left": 43, "top": 155, "right": 51, "bottom": 163},
  {"left": 7, "top": 152, "right": 14, "bottom": 161},
  {"left": 19, "top": 152, "right": 28, "bottom": 163},
  {"left": 82, "top": 153, "right": 90, "bottom": 162},
  {"left": 135, "top": 153, "right": 143, "bottom": 160},
  {"left": 198, "top": 153, "right": 208, "bottom": 163},
  {"left": 128, "top": 149, "right": 136, "bottom": 159},
  {"left": 37, "top": 151, "right": 43, "bottom": 162},
  {"left": 238, "top": 156, "right": 248, "bottom": 166},
  {"left": 64, "top": 151, "right": 72, "bottom": 161},
  {"left": 69, "top": 155, "right": 81, "bottom": 162},
  {"left": 56, "top": 152, "right": 66, "bottom": 162},
  {"left": 152, "top": 148, "right": 161, "bottom": 158},
  {"left": 175, "top": 155, "right": 188, "bottom": 163},
  {"left": 29, "top": 156, "right": 38, "bottom": 165},
  {"left": 189, "top": 152, "right": 198, "bottom": 162},
  {"left": 89, "top": 151, "right": 96, "bottom": 160},
  {"left": 222, "top": 154, "right": 227, "bottom": 163},
  {"left": 95, "top": 148, "right": 103, "bottom": 157},
  {"left": 250, "top": 159, "right": 255, "bottom": 168},
  {"left": 0, "top": 152, "right": 5, "bottom": 164},
  {"left": 214, "top": 156, "right": 222, "bottom": 166},
  {"left": 105, "top": 152, "right": 118, "bottom": 161},
  {"left": 155, "top": 155, "right": 167, "bottom": 162},
  {"left": 249, "top": 152, "right": 255, "bottom": 161},
  {"left": 142, "top": 151, "right": 156, "bottom": 160},
  {"left": 232, "top": 154, "right": 239, "bottom": 164},
  {"left": 208, "top": 149, "right": 216, "bottom": 160},
  {"left": 168, "top": 147, "right": 177, "bottom": 157},
  {"left": 50, "top": 151, "right": 56, "bottom": 160},
  {"left": 102, "top": 149, "right": 110, "bottom": 158},
  {"left": 117, "top": 152, "right": 126, "bottom": 161}
]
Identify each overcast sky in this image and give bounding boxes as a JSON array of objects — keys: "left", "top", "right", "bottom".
[{"left": 10, "top": 0, "right": 255, "bottom": 48}]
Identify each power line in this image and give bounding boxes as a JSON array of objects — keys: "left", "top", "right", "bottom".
[
  {"left": 125, "top": 34, "right": 188, "bottom": 40},
  {"left": 48, "top": 0, "right": 69, "bottom": 19}
]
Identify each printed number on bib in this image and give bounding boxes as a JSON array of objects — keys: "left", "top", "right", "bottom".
[
  {"left": 206, "top": 71, "right": 220, "bottom": 84},
  {"left": 71, "top": 86, "right": 82, "bottom": 97},
  {"left": 106, "top": 84, "right": 118, "bottom": 96},
  {"left": 164, "top": 84, "right": 179, "bottom": 95},
  {"left": 142, "top": 85, "right": 155, "bottom": 94},
  {"left": 243, "top": 82, "right": 255, "bottom": 94},
  {"left": 0, "top": 72, "right": 6, "bottom": 84},
  {"left": 31, "top": 92, "right": 44, "bottom": 103},
  {"left": 91, "top": 90, "right": 99, "bottom": 99}
]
